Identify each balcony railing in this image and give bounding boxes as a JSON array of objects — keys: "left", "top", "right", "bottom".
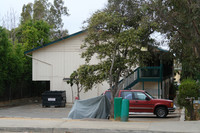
[
  {"left": 139, "top": 66, "right": 161, "bottom": 78},
  {"left": 118, "top": 66, "right": 162, "bottom": 90}
]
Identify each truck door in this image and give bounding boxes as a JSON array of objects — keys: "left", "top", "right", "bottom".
[
  {"left": 130, "top": 91, "right": 154, "bottom": 112},
  {"left": 120, "top": 91, "right": 135, "bottom": 112}
]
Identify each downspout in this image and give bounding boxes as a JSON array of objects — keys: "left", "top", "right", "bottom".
[
  {"left": 25, "top": 54, "right": 52, "bottom": 66},
  {"left": 25, "top": 54, "right": 53, "bottom": 91},
  {"left": 160, "top": 54, "right": 163, "bottom": 99}
]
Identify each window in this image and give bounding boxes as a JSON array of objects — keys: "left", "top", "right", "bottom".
[
  {"left": 133, "top": 92, "right": 147, "bottom": 100},
  {"left": 121, "top": 92, "right": 133, "bottom": 100}
]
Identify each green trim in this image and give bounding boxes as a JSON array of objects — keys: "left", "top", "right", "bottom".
[
  {"left": 149, "top": 45, "right": 168, "bottom": 52},
  {"left": 142, "top": 81, "right": 144, "bottom": 90},
  {"left": 139, "top": 78, "right": 161, "bottom": 82},
  {"left": 160, "top": 59, "right": 163, "bottom": 98},
  {"left": 140, "top": 66, "right": 161, "bottom": 69},
  {"left": 24, "top": 30, "right": 86, "bottom": 54},
  {"left": 158, "top": 81, "right": 160, "bottom": 98},
  {"left": 156, "top": 47, "right": 168, "bottom": 52},
  {"left": 124, "top": 79, "right": 139, "bottom": 90}
]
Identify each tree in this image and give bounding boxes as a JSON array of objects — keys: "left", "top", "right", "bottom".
[
  {"left": 16, "top": 20, "right": 51, "bottom": 50},
  {"left": 47, "top": 0, "right": 69, "bottom": 40},
  {"left": 11, "top": 43, "right": 26, "bottom": 98},
  {"left": 48, "top": 0, "right": 68, "bottom": 29},
  {"left": 0, "top": 27, "right": 25, "bottom": 100},
  {"left": 67, "top": 71, "right": 83, "bottom": 100},
  {"left": 20, "top": 0, "right": 69, "bottom": 40},
  {"left": 67, "top": 65, "right": 104, "bottom": 100},
  {"left": 149, "top": 0, "right": 200, "bottom": 79},
  {"left": 14, "top": 20, "right": 51, "bottom": 100},
  {"left": 1, "top": 8, "right": 18, "bottom": 45},
  {"left": 0, "top": 27, "right": 11, "bottom": 95},
  {"left": 80, "top": 0, "right": 155, "bottom": 118},
  {"left": 33, "top": 0, "right": 49, "bottom": 21},
  {"left": 20, "top": 3, "right": 33, "bottom": 24},
  {"left": 0, "top": 6, "right": 53, "bottom": 100}
]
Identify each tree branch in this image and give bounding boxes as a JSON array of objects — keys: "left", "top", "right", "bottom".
[
  {"left": 192, "top": 20, "right": 200, "bottom": 36},
  {"left": 186, "top": 0, "right": 200, "bottom": 36}
]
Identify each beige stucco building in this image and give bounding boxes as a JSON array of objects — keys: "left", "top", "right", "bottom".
[{"left": 25, "top": 31, "right": 173, "bottom": 103}]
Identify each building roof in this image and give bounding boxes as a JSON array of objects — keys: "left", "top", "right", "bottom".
[
  {"left": 24, "top": 30, "right": 168, "bottom": 54},
  {"left": 24, "top": 30, "right": 86, "bottom": 54},
  {"left": 156, "top": 47, "right": 169, "bottom": 52}
]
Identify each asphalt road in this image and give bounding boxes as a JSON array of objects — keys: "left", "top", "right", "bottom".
[{"left": 0, "top": 103, "right": 180, "bottom": 121}]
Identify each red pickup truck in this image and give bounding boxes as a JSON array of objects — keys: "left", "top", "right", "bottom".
[{"left": 104, "top": 90, "right": 175, "bottom": 118}]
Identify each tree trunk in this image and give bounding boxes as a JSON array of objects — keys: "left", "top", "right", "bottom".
[
  {"left": 110, "top": 99, "right": 114, "bottom": 118},
  {"left": 189, "top": 103, "right": 195, "bottom": 120},
  {"left": 110, "top": 88, "right": 117, "bottom": 119},
  {"left": 77, "top": 86, "right": 80, "bottom": 100},
  {"left": 71, "top": 86, "right": 74, "bottom": 103},
  {"left": 109, "top": 71, "right": 122, "bottom": 119},
  {"left": 110, "top": 81, "right": 120, "bottom": 119}
]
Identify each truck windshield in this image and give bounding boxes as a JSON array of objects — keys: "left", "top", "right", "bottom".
[{"left": 145, "top": 91, "right": 155, "bottom": 99}]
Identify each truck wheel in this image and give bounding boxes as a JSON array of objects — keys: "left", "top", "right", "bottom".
[{"left": 155, "top": 107, "right": 167, "bottom": 118}]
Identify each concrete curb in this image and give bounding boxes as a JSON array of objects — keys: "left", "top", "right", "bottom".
[
  {"left": 0, "top": 127, "right": 186, "bottom": 133},
  {"left": 180, "top": 108, "right": 185, "bottom": 121}
]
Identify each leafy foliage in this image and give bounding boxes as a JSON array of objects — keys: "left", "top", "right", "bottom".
[
  {"left": 16, "top": 20, "right": 51, "bottom": 50},
  {"left": 20, "top": 0, "right": 69, "bottom": 40},
  {"left": 149, "top": 0, "right": 200, "bottom": 79},
  {"left": 178, "top": 79, "right": 200, "bottom": 120},
  {"left": 67, "top": 70, "right": 82, "bottom": 99},
  {"left": 20, "top": 3, "right": 33, "bottom": 24},
  {"left": 78, "top": 0, "right": 156, "bottom": 117},
  {"left": 0, "top": 26, "right": 49, "bottom": 100},
  {"left": 0, "top": 27, "right": 12, "bottom": 94},
  {"left": 67, "top": 64, "right": 106, "bottom": 99},
  {"left": 48, "top": 0, "right": 68, "bottom": 30},
  {"left": 178, "top": 79, "right": 199, "bottom": 106},
  {"left": 33, "top": 0, "right": 49, "bottom": 21}
]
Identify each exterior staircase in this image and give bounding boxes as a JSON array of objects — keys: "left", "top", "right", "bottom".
[{"left": 117, "top": 66, "right": 162, "bottom": 90}]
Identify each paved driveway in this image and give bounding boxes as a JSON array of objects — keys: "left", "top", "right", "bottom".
[
  {"left": 0, "top": 103, "right": 180, "bottom": 121},
  {"left": 0, "top": 103, "right": 71, "bottom": 119}
]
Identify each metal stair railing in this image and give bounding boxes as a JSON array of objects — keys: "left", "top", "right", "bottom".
[
  {"left": 117, "top": 67, "right": 139, "bottom": 90},
  {"left": 111, "top": 66, "right": 162, "bottom": 90}
]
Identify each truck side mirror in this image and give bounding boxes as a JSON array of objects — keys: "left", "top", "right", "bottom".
[{"left": 146, "top": 97, "right": 150, "bottom": 101}]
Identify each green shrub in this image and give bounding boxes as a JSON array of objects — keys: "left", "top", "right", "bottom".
[{"left": 178, "top": 79, "right": 200, "bottom": 120}]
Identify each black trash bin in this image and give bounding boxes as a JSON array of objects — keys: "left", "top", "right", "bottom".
[{"left": 42, "top": 91, "right": 66, "bottom": 107}]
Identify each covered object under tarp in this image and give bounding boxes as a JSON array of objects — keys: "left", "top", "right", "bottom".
[{"left": 68, "top": 95, "right": 110, "bottom": 119}]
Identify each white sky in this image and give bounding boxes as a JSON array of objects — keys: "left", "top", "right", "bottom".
[
  {"left": 0, "top": 0, "right": 107, "bottom": 34},
  {"left": 0, "top": 0, "right": 168, "bottom": 49}
]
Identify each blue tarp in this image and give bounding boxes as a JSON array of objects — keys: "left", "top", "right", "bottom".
[{"left": 68, "top": 95, "right": 110, "bottom": 119}]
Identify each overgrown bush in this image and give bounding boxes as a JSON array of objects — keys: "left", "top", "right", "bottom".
[{"left": 178, "top": 79, "right": 200, "bottom": 120}]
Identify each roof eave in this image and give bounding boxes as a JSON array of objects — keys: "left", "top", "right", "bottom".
[{"left": 24, "top": 30, "right": 86, "bottom": 55}]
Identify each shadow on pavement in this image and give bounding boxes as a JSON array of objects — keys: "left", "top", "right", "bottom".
[{"left": 128, "top": 112, "right": 180, "bottom": 122}]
